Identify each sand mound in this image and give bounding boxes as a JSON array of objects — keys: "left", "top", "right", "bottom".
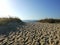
[
  {"left": 0, "top": 17, "right": 22, "bottom": 25},
  {"left": 37, "top": 18, "right": 60, "bottom": 23},
  {"left": 0, "top": 22, "right": 60, "bottom": 45}
]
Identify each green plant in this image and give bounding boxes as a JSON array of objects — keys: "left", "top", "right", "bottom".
[
  {"left": 38, "top": 18, "right": 60, "bottom": 23},
  {"left": 0, "top": 17, "right": 22, "bottom": 25}
]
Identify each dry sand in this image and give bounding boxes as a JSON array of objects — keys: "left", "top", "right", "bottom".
[{"left": 0, "top": 22, "right": 60, "bottom": 45}]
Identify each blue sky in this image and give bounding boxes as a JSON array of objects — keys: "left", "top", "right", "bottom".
[{"left": 0, "top": 0, "right": 60, "bottom": 20}]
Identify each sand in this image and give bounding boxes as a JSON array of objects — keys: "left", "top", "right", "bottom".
[{"left": 0, "top": 22, "right": 60, "bottom": 45}]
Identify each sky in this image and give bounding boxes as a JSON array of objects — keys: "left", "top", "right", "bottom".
[{"left": 0, "top": 0, "right": 60, "bottom": 20}]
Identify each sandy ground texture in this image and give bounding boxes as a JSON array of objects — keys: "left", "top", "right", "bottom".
[{"left": 0, "top": 22, "right": 60, "bottom": 45}]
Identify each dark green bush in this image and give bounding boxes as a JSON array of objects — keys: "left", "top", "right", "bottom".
[
  {"left": 0, "top": 17, "right": 22, "bottom": 25},
  {"left": 38, "top": 18, "right": 60, "bottom": 23}
]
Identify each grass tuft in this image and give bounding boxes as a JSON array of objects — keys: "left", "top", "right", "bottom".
[
  {"left": 0, "top": 17, "right": 22, "bottom": 25},
  {"left": 37, "top": 18, "right": 60, "bottom": 23}
]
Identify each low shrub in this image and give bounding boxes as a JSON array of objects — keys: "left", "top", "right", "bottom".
[
  {"left": 38, "top": 18, "right": 60, "bottom": 23},
  {"left": 0, "top": 17, "right": 22, "bottom": 25}
]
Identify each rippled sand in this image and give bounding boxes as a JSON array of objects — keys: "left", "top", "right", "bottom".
[{"left": 0, "top": 22, "right": 60, "bottom": 45}]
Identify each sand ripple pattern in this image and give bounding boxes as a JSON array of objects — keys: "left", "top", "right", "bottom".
[{"left": 0, "top": 22, "right": 60, "bottom": 45}]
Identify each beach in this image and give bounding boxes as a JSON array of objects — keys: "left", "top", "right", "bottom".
[{"left": 0, "top": 22, "right": 60, "bottom": 45}]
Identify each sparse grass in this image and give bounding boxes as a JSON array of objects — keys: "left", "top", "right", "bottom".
[
  {"left": 0, "top": 17, "right": 22, "bottom": 25},
  {"left": 0, "top": 17, "right": 60, "bottom": 45},
  {"left": 37, "top": 18, "right": 60, "bottom": 23}
]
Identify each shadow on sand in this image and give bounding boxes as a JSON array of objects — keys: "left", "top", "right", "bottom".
[{"left": 0, "top": 22, "right": 25, "bottom": 36}]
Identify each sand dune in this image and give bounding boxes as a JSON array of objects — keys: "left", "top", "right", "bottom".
[{"left": 0, "top": 22, "right": 60, "bottom": 45}]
